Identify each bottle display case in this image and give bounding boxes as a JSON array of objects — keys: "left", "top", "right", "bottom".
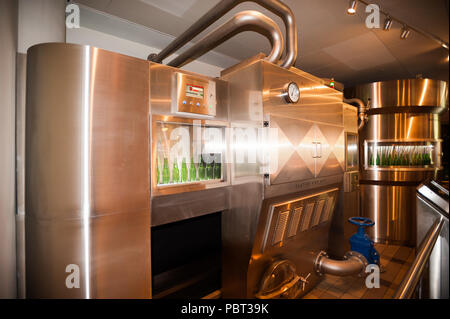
[
  {"left": 364, "top": 141, "right": 441, "bottom": 169},
  {"left": 152, "top": 116, "right": 228, "bottom": 196}
]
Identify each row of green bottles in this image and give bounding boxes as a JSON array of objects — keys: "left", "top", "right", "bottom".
[
  {"left": 157, "top": 156, "right": 222, "bottom": 184},
  {"left": 369, "top": 149, "right": 432, "bottom": 167},
  {"left": 197, "top": 156, "right": 221, "bottom": 181}
]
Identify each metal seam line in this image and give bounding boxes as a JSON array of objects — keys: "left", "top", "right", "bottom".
[{"left": 82, "top": 46, "right": 92, "bottom": 299}]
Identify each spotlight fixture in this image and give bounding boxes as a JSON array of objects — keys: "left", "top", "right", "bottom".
[
  {"left": 383, "top": 16, "right": 393, "bottom": 31},
  {"left": 347, "top": 0, "right": 357, "bottom": 15},
  {"left": 442, "top": 42, "right": 449, "bottom": 49},
  {"left": 400, "top": 26, "right": 411, "bottom": 39}
]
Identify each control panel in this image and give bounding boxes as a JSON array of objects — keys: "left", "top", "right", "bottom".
[
  {"left": 173, "top": 72, "right": 216, "bottom": 116},
  {"left": 344, "top": 171, "right": 359, "bottom": 193}
]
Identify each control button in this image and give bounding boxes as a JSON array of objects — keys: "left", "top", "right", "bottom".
[
  {"left": 196, "top": 102, "right": 200, "bottom": 106},
  {"left": 182, "top": 100, "right": 187, "bottom": 105}
]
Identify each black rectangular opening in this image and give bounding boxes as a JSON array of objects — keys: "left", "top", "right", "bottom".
[{"left": 151, "top": 212, "right": 222, "bottom": 298}]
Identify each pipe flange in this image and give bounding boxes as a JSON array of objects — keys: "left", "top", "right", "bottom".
[
  {"left": 344, "top": 251, "right": 368, "bottom": 277},
  {"left": 147, "top": 53, "right": 158, "bottom": 62},
  {"left": 314, "top": 251, "right": 329, "bottom": 276}
]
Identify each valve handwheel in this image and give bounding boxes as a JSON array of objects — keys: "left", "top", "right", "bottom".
[{"left": 348, "top": 217, "right": 375, "bottom": 227}]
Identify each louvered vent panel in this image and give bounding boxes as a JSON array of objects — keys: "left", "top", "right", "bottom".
[
  {"left": 287, "top": 207, "right": 303, "bottom": 238},
  {"left": 272, "top": 210, "right": 290, "bottom": 245},
  {"left": 299, "top": 202, "right": 315, "bottom": 231}
]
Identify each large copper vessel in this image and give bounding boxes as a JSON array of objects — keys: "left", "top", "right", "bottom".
[{"left": 349, "top": 79, "right": 448, "bottom": 246}]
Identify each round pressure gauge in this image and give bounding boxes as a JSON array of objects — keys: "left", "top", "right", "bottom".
[{"left": 285, "top": 82, "right": 300, "bottom": 103}]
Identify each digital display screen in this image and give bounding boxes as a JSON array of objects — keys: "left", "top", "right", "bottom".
[{"left": 186, "top": 84, "right": 204, "bottom": 99}]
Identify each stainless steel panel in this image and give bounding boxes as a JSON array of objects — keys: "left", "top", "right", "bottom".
[
  {"left": 25, "top": 43, "right": 150, "bottom": 298},
  {"left": 360, "top": 184, "right": 416, "bottom": 246},
  {"left": 315, "top": 123, "right": 345, "bottom": 178},
  {"left": 222, "top": 182, "right": 263, "bottom": 298},
  {"left": 150, "top": 62, "right": 228, "bottom": 121},
  {"left": 269, "top": 116, "right": 315, "bottom": 185},
  {"left": 174, "top": 72, "right": 216, "bottom": 116},
  {"left": 16, "top": 52, "right": 27, "bottom": 299},
  {"left": 351, "top": 79, "right": 448, "bottom": 108},
  {"left": 151, "top": 187, "right": 230, "bottom": 226},
  {"left": 362, "top": 113, "right": 441, "bottom": 141},
  {"left": 344, "top": 104, "right": 358, "bottom": 134},
  {"left": 416, "top": 180, "right": 449, "bottom": 299},
  {"left": 262, "top": 63, "right": 343, "bottom": 124},
  {"left": 264, "top": 173, "right": 343, "bottom": 199},
  {"left": 248, "top": 186, "right": 340, "bottom": 298}
]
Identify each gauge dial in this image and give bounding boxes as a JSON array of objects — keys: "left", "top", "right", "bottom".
[{"left": 285, "top": 82, "right": 300, "bottom": 103}]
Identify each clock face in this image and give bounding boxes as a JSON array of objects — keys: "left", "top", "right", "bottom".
[{"left": 286, "top": 82, "right": 300, "bottom": 103}]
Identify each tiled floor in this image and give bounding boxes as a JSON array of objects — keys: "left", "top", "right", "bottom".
[{"left": 303, "top": 243, "right": 415, "bottom": 299}]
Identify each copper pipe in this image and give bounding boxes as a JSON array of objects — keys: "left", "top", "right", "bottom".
[
  {"left": 167, "top": 10, "right": 283, "bottom": 68},
  {"left": 344, "top": 98, "right": 368, "bottom": 130},
  {"left": 315, "top": 251, "right": 368, "bottom": 277},
  {"left": 148, "top": 0, "right": 297, "bottom": 68}
]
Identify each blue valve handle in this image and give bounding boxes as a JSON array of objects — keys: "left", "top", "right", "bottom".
[{"left": 348, "top": 217, "right": 375, "bottom": 227}]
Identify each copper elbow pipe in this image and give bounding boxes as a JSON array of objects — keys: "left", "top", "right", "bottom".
[
  {"left": 149, "top": 0, "right": 297, "bottom": 69},
  {"left": 167, "top": 10, "right": 284, "bottom": 68}
]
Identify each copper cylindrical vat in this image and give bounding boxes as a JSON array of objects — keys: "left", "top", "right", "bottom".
[{"left": 348, "top": 79, "right": 448, "bottom": 246}]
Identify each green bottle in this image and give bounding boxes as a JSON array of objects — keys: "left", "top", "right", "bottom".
[
  {"left": 376, "top": 152, "right": 380, "bottom": 166},
  {"left": 181, "top": 158, "right": 188, "bottom": 183},
  {"left": 214, "top": 161, "right": 221, "bottom": 180},
  {"left": 369, "top": 153, "right": 374, "bottom": 166},
  {"left": 156, "top": 163, "right": 160, "bottom": 184},
  {"left": 162, "top": 158, "right": 170, "bottom": 184},
  {"left": 206, "top": 161, "right": 213, "bottom": 180},
  {"left": 401, "top": 154, "right": 408, "bottom": 166},
  {"left": 426, "top": 152, "right": 431, "bottom": 165},
  {"left": 393, "top": 152, "right": 399, "bottom": 166},
  {"left": 198, "top": 156, "right": 206, "bottom": 180},
  {"left": 417, "top": 153, "right": 422, "bottom": 166},
  {"left": 189, "top": 157, "right": 197, "bottom": 181},
  {"left": 172, "top": 158, "right": 180, "bottom": 183}
]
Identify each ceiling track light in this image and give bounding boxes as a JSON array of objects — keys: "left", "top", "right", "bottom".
[
  {"left": 400, "top": 26, "right": 411, "bottom": 39},
  {"left": 383, "top": 16, "right": 393, "bottom": 31},
  {"left": 347, "top": 0, "right": 358, "bottom": 15},
  {"left": 348, "top": 0, "right": 448, "bottom": 51}
]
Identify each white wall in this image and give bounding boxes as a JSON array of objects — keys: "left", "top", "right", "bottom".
[
  {"left": 0, "top": 0, "right": 18, "bottom": 299},
  {"left": 15, "top": 0, "right": 67, "bottom": 299},
  {"left": 66, "top": 26, "right": 224, "bottom": 78},
  {"left": 17, "top": 0, "right": 66, "bottom": 54}
]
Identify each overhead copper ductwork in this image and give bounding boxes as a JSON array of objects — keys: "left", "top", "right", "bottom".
[
  {"left": 148, "top": 0, "right": 298, "bottom": 69},
  {"left": 167, "top": 10, "right": 284, "bottom": 68}
]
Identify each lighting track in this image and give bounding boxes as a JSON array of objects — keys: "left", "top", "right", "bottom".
[{"left": 347, "top": 0, "right": 449, "bottom": 50}]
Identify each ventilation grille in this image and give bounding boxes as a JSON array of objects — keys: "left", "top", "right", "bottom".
[
  {"left": 287, "top": 207, "right": 303, "bottom": 238},
  {"left": 262, "top": 188, "right": 339, "bottom": 252},
  {"left": 272, "top": 210, "right": 290, "bottom": 245}
]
